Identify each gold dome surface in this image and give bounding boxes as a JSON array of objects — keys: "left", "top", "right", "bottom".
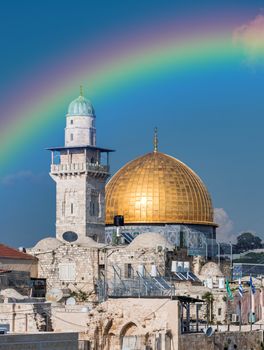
[{"left": 105, "top": 152, "right": 214, "bottom": 226}]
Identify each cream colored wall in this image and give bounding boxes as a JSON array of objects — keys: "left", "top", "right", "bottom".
[
  {"left": 0, "top": 258, "right": 38, "bottom": 278},
  {"left": 66, "top": 297, "right": 181, "bottom": 349},
  {"left": 0, "top": 302, "right": 51, "bottom": 333}
]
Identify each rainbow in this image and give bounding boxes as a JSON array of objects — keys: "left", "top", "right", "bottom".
[{"left": 0, "top": 16, "right": 260, "bottom": 171}]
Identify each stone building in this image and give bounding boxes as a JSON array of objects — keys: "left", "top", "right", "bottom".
[
  {"left": 0, "top": 243, "right": 38, "bottom": 277},
  {"left": 0, "top": 243, "right": 38, "bottom": 295},
  {"left": 50, "top": 296, "right": 264, "bottom": 350},
  {"left": 48, "top": 90, "right": 114, "bottom": 243}
]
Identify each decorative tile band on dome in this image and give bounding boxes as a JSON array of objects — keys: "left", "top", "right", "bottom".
[
  {"left": 105, "top": 151, "right": 216, "bottom": 226},
  {"left": 67, "top": 95, "right": 95, "bottom": 116}
]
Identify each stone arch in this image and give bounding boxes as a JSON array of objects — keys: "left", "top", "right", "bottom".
[
  {"left": 94, "top": 326, "right": 100, "bottom": 350},
  {"left": 120, "top": 321, "right": 138, "bottom": 337},
  {"left": 120, "top": 322, "right": 140, "bottom": 350},
  {"left": 102, "top": 319, "right": 114, "bottom": 350}
]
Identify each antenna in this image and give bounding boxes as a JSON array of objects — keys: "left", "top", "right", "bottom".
[{"left": 80, "top": 85, "right": 83, "bottom": 97}]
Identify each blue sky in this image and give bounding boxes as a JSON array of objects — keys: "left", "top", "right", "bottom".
[{"left": 0, "top": 0, "right": 264, "bottom": 247}]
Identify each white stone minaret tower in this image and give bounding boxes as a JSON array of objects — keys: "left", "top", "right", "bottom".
[
  {"left": 65, "top": 86, "right": 96, "bottom": 147},
  {"left": 48, "top": 89, "right": 113, "bottom": 243}
]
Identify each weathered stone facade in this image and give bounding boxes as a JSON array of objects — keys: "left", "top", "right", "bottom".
[
  {"left": 29, "top": 239, "right": 101, "bottom": 299},
  {"left": 179, "top": 330, "right": 264, "bottom": 350},
  {"left": 0, "top": 302, "right": 52, "bottom": 333}
]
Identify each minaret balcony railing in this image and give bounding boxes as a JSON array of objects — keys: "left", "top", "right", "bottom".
[{"left": 51, "top": 162, "right": 109, "bottom": 175}]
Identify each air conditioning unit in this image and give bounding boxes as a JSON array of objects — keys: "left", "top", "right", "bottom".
[{"left": 231, "top": 314, "right": 240, "bottom": 323}]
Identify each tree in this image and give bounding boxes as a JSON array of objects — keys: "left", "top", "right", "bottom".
[
  {"left": 202, "top": 292, "right": 214, "bottom": 324},
  {"left": 236, "top": 232, "right": 262, "bottom": 253}
]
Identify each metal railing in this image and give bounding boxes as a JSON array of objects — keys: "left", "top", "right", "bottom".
[
  {"left": 51, "top": 162, "right": 109, "bottom": 174},
  {"left": 97, "top": 265, "right": 175, "bottom": 300}
]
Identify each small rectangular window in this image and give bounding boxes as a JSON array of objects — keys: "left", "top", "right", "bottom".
[
  {"left": 218, "top": 308, "right": 222, "bottom": 316},
  {"left": 124, "top": 263, "right": 133, "bottom": 278},
  {"left": 71, "top": 203, "right": 74, "bottom": 214},
  {"left": 70, "top": 133, "right": 73, "bottom": 141},
  {"left": 70, "top": 120, "right": 73, "bottom": 125}
]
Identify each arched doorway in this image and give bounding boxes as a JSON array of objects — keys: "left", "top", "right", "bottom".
[
  {"left": 102, "top": 320, "right": 114, "bottom": 350},
  {"left": 120, "top": 322, "right": 141, "bottom": 350}
]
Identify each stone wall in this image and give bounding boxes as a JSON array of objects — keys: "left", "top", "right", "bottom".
[
  {"left": 0, "top": 258, "right": 38, "bottom": 278},
  {"left": 31, "top": 243, "right": 100, "bottom": 297},
  {"left": 52, "top": 297, "right": 181, "bottom": 350},
  {"left": 0, "top": 332, "right": 78, "bottom": 350},
  {"left": 0, "top": 302, "right": 52, "bottom": 333},
  {"left": 179, "top": 330, "right": 264, "bottom": 350},
  {"left": 104, "top": 245, "right": 170, "bottom": 280},
  {"left": 51, "top": 151, "right": 108, "bottom": 243}
]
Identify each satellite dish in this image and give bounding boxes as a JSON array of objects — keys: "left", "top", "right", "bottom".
[
  {"left": 46, "top": 288, "right": 63, "bottom": 302},
  {"left": 66, "top": 297, "right": 76, "bottom": 306},
  {"left": 204, "top": 327, "right": 214, "bottom": 337}
]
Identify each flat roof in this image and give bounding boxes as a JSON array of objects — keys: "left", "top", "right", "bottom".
[
  {"left": 109, "top": 295, "right": 204, "bottom": 303},
  {"left": 46, "top": 145, "right": 115, "bottom": 153}
]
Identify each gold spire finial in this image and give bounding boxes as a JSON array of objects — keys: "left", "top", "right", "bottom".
[
  {"left": 80, "top": 85, "right": 83, "bottom": 96},
  {"left": 153, "top": 127, "right": 158, "bottom": 153}
]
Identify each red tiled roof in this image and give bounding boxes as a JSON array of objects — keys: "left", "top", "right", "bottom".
[{"left": 0, "top": 244, "right": 36, "bottom": 260}]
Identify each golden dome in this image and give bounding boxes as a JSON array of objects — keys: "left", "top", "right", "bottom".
[{"left": 105, "top": 151, "right": 215, "bottom": 226}]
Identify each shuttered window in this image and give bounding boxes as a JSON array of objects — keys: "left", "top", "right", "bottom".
[{"left": 59, "top": 263, "right": 76, "bottom": 281}]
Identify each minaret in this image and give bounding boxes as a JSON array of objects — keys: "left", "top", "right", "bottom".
[
  {"left": 65, "top": 86, "right": 96, "bottom": 147},
  {"left": 48, "top": 89, "right": 114, "bottom": 243}
]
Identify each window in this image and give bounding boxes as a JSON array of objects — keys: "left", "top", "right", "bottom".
[
  {"left": 59, "top": 263, "right": 76, "bottom": 281},
  {"left": 90, "top": 191, "right": 99, "bottom": 217},
  {"left": 71, "top": 203, "right": 74, "bottom": 214},
  {"left": 218, "top": 308, "right": 222, "bottom": 316},
  {"left": 124, "top": 263, "right": 133, "bottom": 278},
  {"left": 90, "top": 130, "right": 94, "bottom": 145},
  {"left": 70, "top": 133, "right": 74, "bottom": 141},
  {"left": 70, "top": 120, "right": 73, "bottom": 125}
]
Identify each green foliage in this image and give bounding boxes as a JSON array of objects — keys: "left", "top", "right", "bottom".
[
  {"left": 236, "top": 232, "right": 262, "bottom": 253},
  {"left": 70, "top": 290, "right": 90, "bottom": 302},
  {"left": 233, "top": 252, "right": 264, "bottom": 264},
  {"left": 202, "top": 292, "right": 214, "bottom": 323},
  {"left": 202, "top": 292, "right": 214, "bottom": 303}
]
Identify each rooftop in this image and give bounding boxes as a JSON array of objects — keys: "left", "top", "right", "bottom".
[
  {"left": 46, "top": 145, "right": 115, "bottom": 153},
  {"left": 0, "top": 244, "right": 37, "bottom": 260}
]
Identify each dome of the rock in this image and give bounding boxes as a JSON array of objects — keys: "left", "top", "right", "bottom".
[{"left": 105, "top": 151, "right": 214, "bottom": 226}]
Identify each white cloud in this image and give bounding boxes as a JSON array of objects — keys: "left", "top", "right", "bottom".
[
  {"left": 233, "top": 14, "right": 264, "bottom": 65},
  {"left": 0, "top": 171, "right": 44, "bottom": 186},
  {"left": 214, "top": 208, "right": 236, "bottom": 243}
]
